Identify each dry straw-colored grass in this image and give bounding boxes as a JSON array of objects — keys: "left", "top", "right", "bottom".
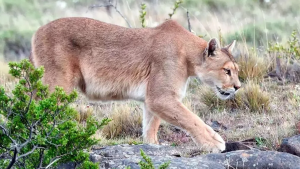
[
  {"left": 100, "top": 104, "right": 142, "bottom": 139},
  {"left": 236, "top": 53, "right": 269, "bottom": 82},
  {"left": 0, "top": 60, "right": 15, "bottom": 84},
  {"left": 242, "top": 80, "right": 270, "bottom": 112},
  {"left": 199, "top": 80, "right": 270, "bottom": 112}
]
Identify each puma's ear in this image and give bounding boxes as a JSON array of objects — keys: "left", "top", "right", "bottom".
[
  {"left": 207, "top": 38, "right": 220, "bottom": 56},
  {"left": 225, "top": 40, "right": 236, "bottom": 53}
]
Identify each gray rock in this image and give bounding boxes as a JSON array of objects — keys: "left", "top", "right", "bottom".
[
  {"left": 204, "top": 150, "right": 300, "bottom": 169},
  {"left": 90, "top": 144, "right": 300, "bottom": 169},
  {"left": 279, "top": 134, "right": 300, "bottom": 157},
  {"left": 91, "top": 144, "right": 224, "bottom": 169},
  {"left": 57, "top": 143, "right": 300, "bottom": 169}
]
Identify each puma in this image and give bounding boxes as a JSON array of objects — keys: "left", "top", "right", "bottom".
[{"left": 30, "top": 17, "right": 241, "bottom": 153}]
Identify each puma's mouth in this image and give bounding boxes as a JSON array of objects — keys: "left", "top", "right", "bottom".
[{"left": 216, "top": 86, "right": 230, "bottom": 96}]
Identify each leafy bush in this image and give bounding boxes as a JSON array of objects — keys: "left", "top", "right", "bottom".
[
  {"left": 268, "top": 30, "right": 300, "bottom": 82},
  {"left": 0, "top": 59, "right": 110, "bottom": 168},
  {"left": 269, "top": 30, "right": 300, "bottom": 60}
]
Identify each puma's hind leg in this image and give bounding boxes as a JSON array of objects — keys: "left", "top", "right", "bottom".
[
  {"left": 142, "top": 104, "right": 161, "bottom": 144},
  {"left": 41, "top": 65, "right": 78, "bottom": 95}
]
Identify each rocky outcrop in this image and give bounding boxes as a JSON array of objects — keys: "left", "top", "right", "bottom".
[
  {"left": 83, "top": 144, "right": 300, "bottom": 169},
  {"left": 278, "top": 134, "right": 300, "bottom": 157},
  {"left": 57, "top": 135, "right": 300, "bottom": 169},
  {"left": 203, "top": 150, "right": 300, "bottom": 169}
]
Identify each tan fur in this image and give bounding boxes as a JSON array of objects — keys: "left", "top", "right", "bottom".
[{"left": 30, "top": 17, "right": 241, "bottom": 152}]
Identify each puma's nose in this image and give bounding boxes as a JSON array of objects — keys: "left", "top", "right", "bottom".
[{"left": 234, "top": 85, "right": 240, "bottom": 91}]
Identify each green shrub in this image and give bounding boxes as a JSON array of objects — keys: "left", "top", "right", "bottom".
[
  {"left": 138, "top": 149, "right": 170, "bottom": 169},
  {"left": 0, "top": 59, "right": 110, "bottom": 168},
  {"left": 269, "top": 30, "right": 300, "bottom": 60},
  {"left": 139, "top": 3, "right": 147, "bottom": 28},
  {"left": 267, "top": 30, "right": 300, "bottom": 82}
]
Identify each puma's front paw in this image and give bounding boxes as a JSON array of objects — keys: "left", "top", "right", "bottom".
[
  {"left": 193, "top": 124, "right": 226, "bottom": 153},
  {"left": 204, "top": 124, "right": 226, "bottom": 153}
]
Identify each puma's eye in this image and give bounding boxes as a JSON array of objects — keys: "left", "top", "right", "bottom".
[{"left": 224, "top": 68, "right": 231, "bottom": 76}]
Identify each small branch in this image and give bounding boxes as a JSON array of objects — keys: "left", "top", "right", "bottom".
[
  {"left": 0, "top": 125, "right": 17, "bottom": 145},
  {"left": 88, "top": 0, "right": 132, "bottom": 28},
  {"left": 276, "top": 57, "right": 283, "bottom": 81},
  {"left": 17, "top": 145, "right": 37, "bottom": 160},
  {"left": 186, "top": 10, "right": 191, "bottom": 32},
  {"left": 19, "top": 125, "right": 33, "bottom": 148},
  {"left": 37, "top": 149, "right": 45, "bottom": 168},
  {"left": 6, "top": 147, "right": 17, "bottom": 169},
  {"left": 168, "top": 0, "right": 183, "bottom": 19},
  {"left": 45, "top": 158, "right": 60, "bottom": 169},
  {"left": 23, "top": 75, "right": 33, "bottom": 115}
]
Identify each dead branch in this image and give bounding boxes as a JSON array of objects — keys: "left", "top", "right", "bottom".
[
  {"left": 186, "top": 10, "right": 191, "bottom": 32},
  {"left": 88, "top": 0, "right": 132, "bottom": 28}
]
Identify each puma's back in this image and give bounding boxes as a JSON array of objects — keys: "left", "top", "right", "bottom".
[{"left": 30, "top": 17, "right": 197, "bottom": 101}]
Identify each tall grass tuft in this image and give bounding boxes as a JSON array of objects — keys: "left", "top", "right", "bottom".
[
  {"left": 243, "top": 80, "right": 270, "bottom": 112},
  {"left": 199, "top": 85, "right": 244, "bottom": 111},
  {"left": 237, "top": 52, "right": 269, "bottom": 82},
  {"left": 199, "top": 80, "right": 270, "bottom": 112},
  {"left": 101, "top": 104, "right": 142, "bottom": 139}
]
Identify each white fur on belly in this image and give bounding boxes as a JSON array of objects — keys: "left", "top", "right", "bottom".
[
  {"left": 85, "top": 79, "right": 147, "bottom": 101},
  {"left": 127, "top": 82, "right": 147, "bottom": 101}
]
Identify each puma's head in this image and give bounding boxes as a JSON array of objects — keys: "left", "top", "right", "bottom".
[{"left": 196, "top": 38, "right": 241, "bottom": 100}]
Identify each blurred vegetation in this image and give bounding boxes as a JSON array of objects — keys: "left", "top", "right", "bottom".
[{"left": 1, "top": 0, "right": 300, "bottom": 61}]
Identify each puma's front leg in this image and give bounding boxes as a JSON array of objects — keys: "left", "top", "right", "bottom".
[
  {"left": 142, "top": 104, "right": 161, "bottom": 144},
  {"left": 145, "top": 97, "right": 225, "bottom": 153}
]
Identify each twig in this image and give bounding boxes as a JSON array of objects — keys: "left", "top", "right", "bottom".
[
  {"left": 186, "top": 10, "right": 191, "bottom": 32},
  {"left": 0, "top": 125, "right": 16, "bottom": 145},
  {"left": 168, "top": 0, "right": 183, "bottom": 19},
  {"left": 276, "top": 57, "right": 283, "bottom": 81},
  {"left": 88, "top": 0, "right": 132, "bottom": 28},
  {"left": 19, "top": 124, "right": 33, "bottom": 148},
  {"left": 45, "top": 158, "right": 60, "bottom": 169},
  {"left": 17, "top": 145, "right": 38, "bottom": 160},
  {"left": 23, "top": 75, "right": 33, "bottom": 115}
]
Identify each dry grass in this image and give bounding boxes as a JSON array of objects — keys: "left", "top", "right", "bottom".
[
  {"left": 187, "top": 81, "right": 300, "bottom": 150},
  {"left": 0, "top": 60, "right": 15, "bottom": 84},
  {"left": 236, "top": 53, "right": 269, "bottom": 82},
  {"left": 198, "top": 81, "right": 270, "bottom": 113},
  {"left": 99, "top": 103, "right": 142, "bottom": 139},
  {"left": 242, "top": 80, "right": 270, "bottom": 112},
  {"left": 71, "top": 104, "right": 94, "bottom": 123}
]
